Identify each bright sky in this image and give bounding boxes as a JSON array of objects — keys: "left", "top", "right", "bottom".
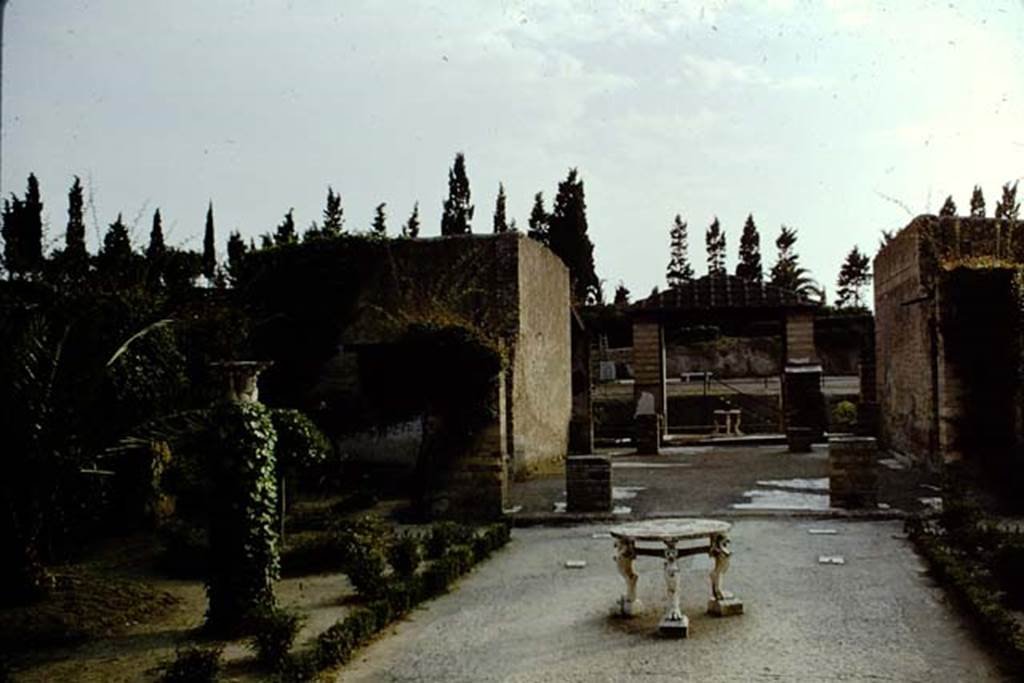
[{"left": 3, "top": 1, "right": 1023, "bottom": 302}]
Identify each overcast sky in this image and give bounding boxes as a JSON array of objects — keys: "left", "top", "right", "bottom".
[{"left": 3, "top": 1, "right": 1024, "bottom": 302}]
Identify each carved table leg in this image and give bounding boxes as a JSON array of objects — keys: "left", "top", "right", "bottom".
[
  {"left": 615, "top": 538, "right": 642, "bottom": 616},
  {"left": 658, "top": 541, "right": 688, "bottom": 636},
  {"left": 708, "top": 533, "right": 744, "bottom": 617}
]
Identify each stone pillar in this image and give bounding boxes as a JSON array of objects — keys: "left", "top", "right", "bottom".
[
  {"left": 566, "top": 455, "right": 612, "bottom": 512},
  {"left": 784, "top": 310, "right": 816, "bottom": 364},
  {"left": 856, "top": 326, "right": 879, "bottom": 437},
  {"left": 829, "top": 436, "right": 879, "bottom": 508},
  {"left": 633, "top": 318, "right": 665, "bottom": 454}
]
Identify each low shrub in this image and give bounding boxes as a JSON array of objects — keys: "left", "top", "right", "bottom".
[
  {"left": 425, "top": 521, "right": 474, "bottom": 559},
  {"left": 280, "top": 533, "right": 345, "bottom": 577},
  {"left": 249, "top": 608, "right": 304, "bottom": 671},
  {"left": 994, "top": 535, "right": 1024, "bottom": 609},
  {"left": 830, "top": 400, "right": 857, "bottom": 431},
  {"left": 333, "top": 515, "right": 392, "bottom": 599},
  {"left": 157, "top": 644, "right": 223, "bottom": 683},
  {"left": 387, "top": 532, "right": 422, "bottom": 578}
]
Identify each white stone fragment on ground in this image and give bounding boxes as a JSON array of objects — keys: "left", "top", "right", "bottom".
[
  {"left": 564, "top": 560, "right": 587, "bottom": 569},
  {"left": 503, "top": 505, "right": 523, "bottom": 514},
  {"left": 818, "top": 555, "right": 846, "bottom": 565},
  {"left": 591, "top": 532, "right": 612, "bottom": 539},
  {"left": 877, "top": 502, "right": 891, "bottom": 510},
  {"left": 612, "top": 486, "right": 647, "bottom": 500},
  {"left": 919, "top": 497, "right": 943, "bottom": 511},
  {"left": 807, "top": 528, "right": 838, "bottom": 535},
  {"left": 612, "top": 506, "right": 632, "bottom": 515},
  {"left": 553, "top": 502, "right": 567, "bottom": 513},
  {"left": 879, "top": 458, "right": 906, "bottom": 470}
]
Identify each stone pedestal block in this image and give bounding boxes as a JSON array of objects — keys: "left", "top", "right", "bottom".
[
  {"left": 707, "top": 597, "right": 744, "bottom": 617},
  {"left": 786, "top": 427, "right": 814, "bottom": 453},
  {"left": 566, "top": 455, "right": 612, "bottom": 513},
  {"left": 829, "top": 436, "right": 879, "bottom": 508},
  {"left": 855, "top": 401, "right": 879, "bottom": 437}
]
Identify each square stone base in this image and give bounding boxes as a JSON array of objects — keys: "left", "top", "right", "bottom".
[
  {"left": 617, "top": 596, "right": 643, "bottom": 617},
  {"left": 658, "top": 614, "right": 689, "bottom": 637},
  {"left": 707, "top": 597, "right": 744, "bottom": 617}
]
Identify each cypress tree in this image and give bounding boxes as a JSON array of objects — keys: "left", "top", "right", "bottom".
[
  {"left": 274, "top": 209, "right": 297, "bottom": 246},
  {"left": 548, "top": 168, "right": 599, "bottom": 304},
  {"left": 666, "top": 214, "right": 694, "bottom": 288},
  {"left": 65, "top": 176, "right": 87, "bottom": 258},
  {"left": 1, "top": 174, "right": 44, "bottom": 278},
  {"left": 322, "top": 186, "right": 344, "bottom": 236},
  {"left": 995, "top": 181, "right": 1020, "bottom": 220},
  {"left": 705, "top": 217, "right": 726, "bottom": 276},
  {"left": 736, "top": 213, "right": 762, "bottom": 282},
  {"left": 97, "top": 213, "right": 133, "bottom": 278},
  {"left": 939, "top": 195, "right": 957, "bottom": 217},
  {"left": 226, "top": 230, "right": 247, "bottom": 283},
  {"left": 202, "top": 201, "right": 216, "bottom": 281},
  {"left": 969, "top": 185, "right": 986, "bottom": 218},
  {"left": 440, "top": 152, "right": 473, "bottom": 235},
  {"left": 403, "top": 202, "right": 421, "bottom": 238},
  {"left": 372, "top": 202, "right": 387, "bottom": 235},
  {"left": 493, "top": 183, "right": 508, "bottom": 233},
  {"left": 147, "top": 209, "right": 166, "bottom": 261},
  {"left": 527, "top": 192, "right": 549, "bottom": 245}
]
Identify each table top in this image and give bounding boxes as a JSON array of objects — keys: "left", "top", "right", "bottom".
[{"left": 609, "top": 518, "right": 731, "bottom": 542}]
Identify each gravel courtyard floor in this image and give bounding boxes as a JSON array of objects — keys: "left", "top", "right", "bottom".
[{"left": 338, "top": 520, "right": 1011, "bottom": 682}]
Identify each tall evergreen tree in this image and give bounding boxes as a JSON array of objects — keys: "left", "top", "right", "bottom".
[
  {"left": 835, "top": 246, "right": 872, "bottom": 309},
  {"left": 97, "top": 213, "right": 133, "bottom": 277},
  {"left": 372, "top": 202, "right": 387, "bottom": 235},
  {"left": 226, "top": 230, "right": 247, "bottom": 283},
  {"left": 440, "top": 152, "right": 473, "bottom": 235},
  {"left": 322, "top": 186, "right": 344, "bottom": 236},
  {"left": 493, "top": 182, "right": 508, "bottom": 233},
  {"left": 969, "top": 185, "right": 986, "bottom": 218},
  {"left": 613, "top": 282, "right": 631, "bottom": 306},
  {"left": 274, "top": 209, "right": 297, "bottom": 246},
  {"left": 736, "top": 213, "right": 762, "bottom": 282},
  {"left": 403, "top": 202, "right": 421, "bottom": 238},
  {"left": 939, "top": 195, "right": 957, "bottom": 217},
  {"left": 65, "top": 176, "right": 86, "bottom": 258},
  {"left": 202, "top": 201, "right": 216, "bottom": 281},
  {"left": 1, "top": 173, "right": 44, "bottom": 278},
  {"left": 548, "top": 168, "right": 599, "bottom": 304},
  {"left": 147, "top": 208, "right": 166, "bottom": 261},
  {"left": 666, "top": 214, "right": 694, "bottom": 288},
  {"left": 527, "top": 192, "right": 549, "bottom": 244},
  {"left": 705, "top": 217, "right": 726, "bottom": 276},
  {"left": 995, "top": 181, "right": 1020, "bottom": 221}
]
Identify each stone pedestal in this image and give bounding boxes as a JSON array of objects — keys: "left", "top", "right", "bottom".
[
  {"left": 786, "top": 426, "right": 814, "bottom": 453},
  {"left": 829, "top": 436, "right": 879, "bottom": 508},
  {"left": 707, "top": 597, "right": 744, "bottom": 617},
  {"left": 854, "top": 401, "right": 879, "bottom": 437},
  {"left": 566, "top": 455, "right": 612, "bottom": 513}
]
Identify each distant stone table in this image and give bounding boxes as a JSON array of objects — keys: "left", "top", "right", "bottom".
[{"left": 609, "top": 518, "right": 743, "bottom": 637}]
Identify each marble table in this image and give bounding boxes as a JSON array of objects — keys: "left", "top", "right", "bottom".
[{"left": 609, "top": 518, "right": 744, "bottom": 637}]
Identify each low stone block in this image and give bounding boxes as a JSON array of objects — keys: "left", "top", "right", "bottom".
[
  {"left": 707, "top": 597, "right": 744, "bottom": 617},
  {"left": 658, "top": 614, "right": 689, "bottom": 638}
]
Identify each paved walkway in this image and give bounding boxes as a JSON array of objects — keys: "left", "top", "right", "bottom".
[{"left": 339, "top": 520, "right": 1010, "bottom": 682}]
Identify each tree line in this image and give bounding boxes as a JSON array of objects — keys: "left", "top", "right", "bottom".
[{"left": 1, "top": 152, "right": 602, "bottom": 306}]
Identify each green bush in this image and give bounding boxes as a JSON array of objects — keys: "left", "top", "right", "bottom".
[
  {"left": 271, "top": 409, "right": 332, "bottom": 477},
  {"left": 387, "top": 532, "right": 422, "bottom": 578},
  {"left": 830, "top": 400, "right": 857, "bottom": 431},
  {"left": 157, "top": 644, "right": 223, "bottom": 683},
  {"left": 280, "top": 533, "right": 346, "bottom": 577},
  {"left": 425, "top": 521, "right": 474, "bottom": 559},
  {"left": 333, "top": 515, "right": 392, "bottom": 599},
  {"left": 249, "top": 608, "right": 304, "bottom": 671}
]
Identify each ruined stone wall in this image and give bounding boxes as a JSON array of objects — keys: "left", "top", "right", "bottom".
[
  {"left": 512, "top": 236, "right": 572, "bottom": 476},
  {"left": 874, "top": 221, "right": 938, "bottom": 460}
]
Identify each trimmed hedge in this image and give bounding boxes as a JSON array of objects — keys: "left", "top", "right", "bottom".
[
  {"left": 157, "top": 644, "right": 223, "bottom": 683},
  {"left": 287, "top": 522, "right": 511, "bottom": 680},
  {"left": 906, "top": 482, "right": 1024, "bottom": 674}
]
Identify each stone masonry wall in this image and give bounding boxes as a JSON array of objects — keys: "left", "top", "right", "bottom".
[
  {"left": 512, "top": 236, "right": 572, "bottom": 477},
  {"left": 874, "top": 220, "right": 937, "bottom": 461}
]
